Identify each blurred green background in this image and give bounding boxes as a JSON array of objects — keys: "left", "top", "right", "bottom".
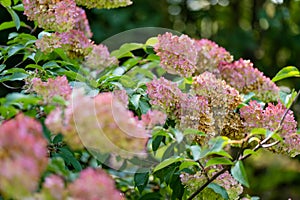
[{"left": 1, "top": 0, "right": 300, "bottom": 199}]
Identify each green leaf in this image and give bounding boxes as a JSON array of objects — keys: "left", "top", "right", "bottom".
[
  {"left": 171, "top": 128, "right": 183, "bottom": 143},
  {"left": 57, "top": 147, "right": 82, "bottom": 172},
  {"left": 250, "top": 128, "right": 268, "bottom": 136},
  {"left": 152, "top": 135, "right": 163, "bottom": 151},
  {"left": 139, "top": 192, "right": 162, "bottom": 200},
  {"left": 145, "top": 37, "right": 158, "bottom": 46},
  {"left": 272, "top": 66, "right": 300, "bottom": 82},
  {"left": 207, "top": 183, "right": 229, "bottom": 200},
  {"left": 12, "top": 4, "right": 24, "bottom": 11},
  {"left": 111, "top": 43, "right": 144, "bottom": 59},
  {"left": 190, "top": 145, "right": 201, "bottom": 161},
  {"left": 0, "top": 64, "right": 6, "bottom": 73},
  {"left": 25, "top": 64, "right": 44, "bottom": 71},
  {"left": 243, "top": 149, "right": 257, "bottom": 157},
  {"left": 205, "top": 157, "right": 233, "bottom": 168},
  {"left": 0, "top": 0, "right": 11, "bottom": 7},
  {"left": 183, "top": 128, "right": 205, "bottom": 136},
  {"left": 134, "top": 169, "right": 149, "bottom": 193},
  {"left": 231, "top": 161, "right": 250, "bottom": 187},
  {"left": 179, "top": 160, "right": 199, "bottom": 170},
  {"left": 6, "top": 6, "right": 20, "bottom": 30},
  {"left": 119, "top": 75, "right": 136, "bottom": 88},
  {"left": 153, "top": 157, "right": 183, "bottom": 173}
]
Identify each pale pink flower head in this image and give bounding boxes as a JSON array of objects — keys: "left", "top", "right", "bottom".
[
  {"left": 219, "top": 59, "right": 279, "bottom": 101},
  {"left": 31, "top": 75, "right": 72, "bottom": 104},
  {"left": 36, "top": 30, "right": 93, "bottom": 58},
  {"left": 146, "top": 77, "right": 183, "bottom": 117},
  {"left": 240, "top": 101, "right": 299, "bottom": 156},
  {"left": 154, "top": 32, "right": 198, "bottom": 77},
  {"left": 0, "top": 114, "right": 48, "bottom": 198},
  {"left": 74, "top": 7, "right": 93, "bottom": 38},
  {"left": 68, "top": 168, "right": 123, "bottom": 200},
  {"left": 23, "top": 0, "right": 78, "bottom": 32},
  {"left": 84, "top": 44, "right": 118, "bottom": 71},
  {"left": 192, "top": 72, "right": 242, "bottom": 131},
  {"left": 141, "top": 110, "right": 167, "bottom": 129},
  {"left": 40, "top": 175, "right": 66, "bottom": 200},
  {"left": 195, "top": 39, "right": 233, "bottom": 75},
  {"left": 75, "top": 0, "right": 132, "bottom": 9}
]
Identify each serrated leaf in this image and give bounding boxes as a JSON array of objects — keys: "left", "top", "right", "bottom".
[
  {"left": 207, "top": 183, "right": 229, "bottom": 200},
  {"left": 231, "top": 161, "right": 250, "bottom": 187},
  {"left": 153, "top": 157, "right": 183, "bottom": 172},
  {"left": 205, "top": 157, "right": 233, "bottom": 168},
  {"left": 272, "top": 66, "right": 300, "bottom": 82}
]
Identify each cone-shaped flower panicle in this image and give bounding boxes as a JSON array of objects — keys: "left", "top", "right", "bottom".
[
  {"left": 31, "top": 75, "right": 72, "bottom": 104},
  {"left": 36, "top": 30, "right": 93, "bottom": 58},
  {"left": 75, "top": 0, "right": 132, "bottom": 9},
  {"left": 0, "top": 114, "right": 48, "bottom": 199},
  {"left": 74, "top": 7, "right": 93, "bottom": 38},
  {"left": 154, "top": 32, "right": 198, "bottom": 77},
  {"left": 192, "top": 72, "right": 242, "bottom": 132},
  {"left": 240, "top": 100, "right": 299, "bottom": 157},
  {"left": 194, "top": 39, "right": 233, "bottom": 75},
  {"left": 219, "top": 59, "right": 279, "bottom": 101},
  {"left": 68, "top": 168, "right": 123, "bottom": 200},
  {"left": 23, "top": 0, "right": 77, "bottom": 32},
  {"left": 84, "top": 44, "right": 118, "bottom": 71},
  {"left": 146, "top": 77, "right": 184, "bottom": 117},
  {"left": 39, "top": 175, "right": 66, "bottom": 200},
  {"left": 46, "top": 89, "right": 149, "bottom": 156}
]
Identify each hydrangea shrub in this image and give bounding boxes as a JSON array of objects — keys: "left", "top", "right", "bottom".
[{"left": 0, "top": 0, "right": 300, "bottom": 199}]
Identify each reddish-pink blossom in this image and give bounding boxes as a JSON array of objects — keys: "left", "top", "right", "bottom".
[
  {"left": 75, "top": 0, "right": 132, "bottom": 9},
  {"left": 0, "top": 114, "right": 48, "bottom": 198},
  {"left": 240, "top": 101, "right": 299, "bottom": 156},
  {"left": 68, "top": 168, "right": 123, "bottom": 200},
  {"left": 31, "top": 75, "right": 72, "bottom": 104},
  {"left": 219, "top": 59, "right": 279, "bottom": 101},
  {"left": 40, "top": 175, "right": 66, "bottom": 200},
  {"left": 154, "top": 32, "right": 198, "bottom": 77},
  {"left": 84, "top": 44, "right": 118, "bottom": 70},
  {"left": 194, "top": 39, "right": 233, "bottom": 74}
]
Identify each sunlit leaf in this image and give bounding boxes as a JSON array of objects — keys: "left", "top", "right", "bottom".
[
  {"left": 153, "top": 157, "right": 183, "bottom": 172},
  {"left": 272, "top": 66, "right": 300, "bottom": 82}
]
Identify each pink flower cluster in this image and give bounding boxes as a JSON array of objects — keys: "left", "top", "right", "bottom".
[
  {"left": 36, "top": 30, "right": 93, "bottom": 58},
  {"left": 154, "top": 32, "right": 232, "bottom": 77},
  {"left": 141, "top": 110, "right": 167, "bottom": 129},
  {"left": 0, "top": 114, "right": 48, "bottom": 199},
  {"left": 240, "top": 101, "right": 300, "bottom": 156},
  {"left": 23, "top": 0, "right": 91, "bottom": 34},
  {"left": 219, "top": 59, "right": 279, "bottom": 101},
  {"left": 192, "top": 72, "right": 242, "bottom": 133},
  {"left": 75, "top": 0, "right": 132, "bottom": 9},
  {"left": 31, "top": 75, "right": 72, "bottom": 104},
  {"left": 84, "top": 44, "right": 119, "bottom": 70},
  {"left": 38, "top": 168, "right": 123, "bottom": 200},
  {"left": 155, "top": 33, "right": 198, "bottom": 77},
  {"left": 146, "top": 77, "right": 215, "bottom": 139},
  {"left": 46, "top": 89, "right": 149, "bottom": 157},
  {"left": 195, "top": 39, "right": 233, "bottom": 74}
]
